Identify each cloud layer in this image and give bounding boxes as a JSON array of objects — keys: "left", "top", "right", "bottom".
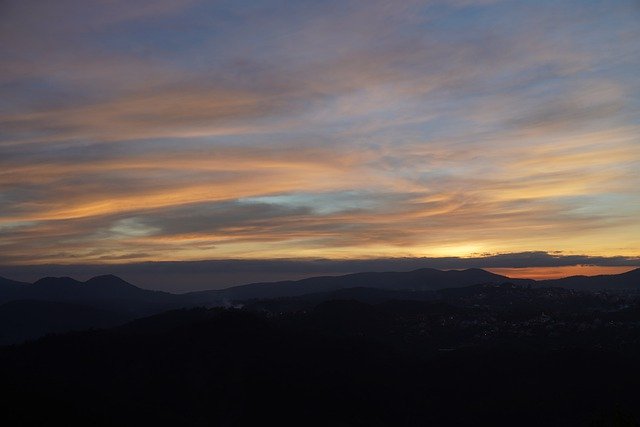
[{"left": 1, "top": 0, "right": 639, "bottom": 267}]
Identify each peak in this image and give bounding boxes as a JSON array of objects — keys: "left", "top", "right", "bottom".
[
  {"left": 85, "top": 275, "right": 138, "bottom": 289},
  {"left": 461, "top": 268, "right": 490, "bottom": 273},
  {"left": 86, "top": 274, "right": 126, "bottom": 282},
  {"left": 33, "top": 276, "right": 82, "bottom": 286},
  {"left": 453, "top": 268, "right": 499, "bottom": 277}
]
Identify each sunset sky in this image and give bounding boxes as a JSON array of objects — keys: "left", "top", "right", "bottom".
[{"left": 1, "top": 0, "right": 639, "bottom": 288}]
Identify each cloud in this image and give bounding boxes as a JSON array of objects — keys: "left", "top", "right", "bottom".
[{"left": 0, "top": 0, "right": 639, "bottom": 265}]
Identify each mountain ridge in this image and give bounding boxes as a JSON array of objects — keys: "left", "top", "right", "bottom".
[
  {"left": 2, "top": 267, "right": 639, "bottom": 302},
  {"left": 0, "top": 267, "right": 638, "bottom": 345},
  {"left": 185, "top": 267, "right": 535, "bottom": 303}
]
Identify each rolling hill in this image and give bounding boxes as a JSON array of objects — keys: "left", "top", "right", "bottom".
[{"left": 0, "top": 267, "right": 638, "bottom": 344}]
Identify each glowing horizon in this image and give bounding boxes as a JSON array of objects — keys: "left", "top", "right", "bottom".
[{"left": 487, "top": 265, "right": 638, "bottom": 280}]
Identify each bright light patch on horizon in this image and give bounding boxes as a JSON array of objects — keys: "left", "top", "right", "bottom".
[{"left": 488, "top": 266, "right": 639, "bottom": 280}]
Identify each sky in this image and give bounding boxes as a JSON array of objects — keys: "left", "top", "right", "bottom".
[{"left": 1, "top": 0, "right": 639, "bottom": 289}]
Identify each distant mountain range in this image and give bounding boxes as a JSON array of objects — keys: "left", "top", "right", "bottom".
[
  {"left": 0, "top": 274, "right": 173, "bottom": 305},
  {"left": 541, "top": 268, "right": 640, "bottom": 290},
  {"left": 186, "top": 268, "right": 534, "bottom": 303},
  {"left": 0, "top": 267, "right": 638, "bottom": 344}
]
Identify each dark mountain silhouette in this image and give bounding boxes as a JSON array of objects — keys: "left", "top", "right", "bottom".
[
  {"left": 0, "top": 267, "right": 638, "bottom": 344},
  {"left": 246, "top": 281, "right": 617, "bottom": 320},
  {"left": 28, "top": 276, "right": 85, "bottom": 300},
  {"left": 1, "top": 269, "right": 640, "bottom": 423},
  {"left": 0, "top": 276, "right": 29, "bottom": 287},
  {"left": 0, "top": 299, "right": 132, "bottom": 345},
  {"left": 3, "top": 268, "right": 639, "bottom": 310},
  {"left": 0, "top": 275, "right": 174, "bottom": 305},
  {"left": 186, "top": 267, "right": 535, "bottom": 304},
  {"left": 543, "top": 268, "right": 640, "bottom": 290},
  {"left": 0, "top": 276, "right": 29, "bottom": 300},
  {"left": 244, "top": 286, "right": 439, "bottom": 312},
  {"left": 0, "top": 275, "right": 180, "bottom": 344}
]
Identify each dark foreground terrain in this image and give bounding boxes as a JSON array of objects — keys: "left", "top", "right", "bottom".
[
  {"left": 2, "top": 268, "right": 639, "bottom": 346},
  {"left": 2, "top": 280, "right": 640, "bottom": 426}
]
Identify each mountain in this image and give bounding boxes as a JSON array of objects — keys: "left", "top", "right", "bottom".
[
  {"left": 0, "top": 275, "right": 174, "bottom": 306},
  {"left": 0, "top": 299, "right": 133, "bottom": 345},
  {"left": 0, "top": 276, "right": 29, "bottom": 301},
  {"left": 186, "top": 268, "right": 533, "bottom": 304},
  {"left": 542, "top": 268, "right": 640, "bottom": 290},
  {"left": 4, "top": 268, "right": 639, "bottom": 311},
  {"left": 0, "top": 275, "right": 180, "bottom": 344},
  {"left": 1, "top": 267, "right": 638, "bottom": 345},
  {"left": 243, "top": 286, "right": 439, "bottom": 313},
  {"left": 85, "top": 274, "right": 143, "bottom": 293},
  {"left": 0, "top": 269, "right": 526, "bottom": 345},
  {"left": 0, "top": 276, "right": 29, "bottom": 287}
]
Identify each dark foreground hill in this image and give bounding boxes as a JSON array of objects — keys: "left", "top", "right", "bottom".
[
  {"left": 0, "top": 268, "right": 638, "bottom": 344},
  {"left": 0, "top": 299, "right": 131, "bottom": 344},
  {"left": 2, "top": 302, "right": 640, "bottom": 427},
  {"left": 0, "top": 275, "right": 179, "bottom": 345}
]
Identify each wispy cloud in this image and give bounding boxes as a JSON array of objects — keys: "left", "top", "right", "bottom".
[{"left": 0, "top": 0, "right": 639, "bottom": 265}]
